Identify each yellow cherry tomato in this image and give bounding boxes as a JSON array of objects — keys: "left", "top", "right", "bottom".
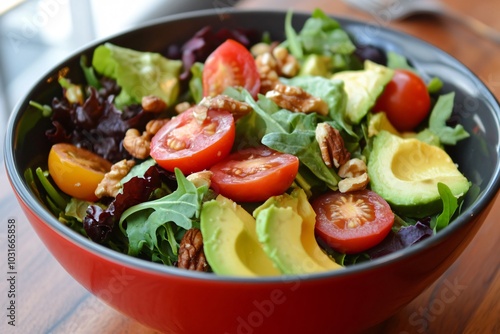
[{"left": 48, "top": 143, "right": 112, "bottom": 202}]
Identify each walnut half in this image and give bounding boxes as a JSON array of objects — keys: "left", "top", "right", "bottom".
[
  {"left": 177, "top": 228, "right": 209, "bottom": 272},
  {"left": 266, "top": 83, "right": 329, "bottom": 116},
  {"left": 122, "top": 129, "right": 151, "bottom": 160},
  {"left": 315, "top": 123, "right": 351, "bottom": 168},
  {"left": 95, "top": 159, "right": 135, "bottom": 198},
  {"left": 199, "top": 95, "right": 252, "bottom": 119}
]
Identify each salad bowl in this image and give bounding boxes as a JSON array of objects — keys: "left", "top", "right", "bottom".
[{"left": 4, "top": 9, "right": 500, "bottom": 334}]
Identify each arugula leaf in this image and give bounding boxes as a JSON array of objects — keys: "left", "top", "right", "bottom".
[
  {"left": 262, "top": 130, "right": 340, "bottom": 188},
  {"left": 241, "top": 90, "right": 289, "bottom": 134},
  {"left": 428, "top": 92, "right": 470, "bottom": 145},
  {"left": 119, "top": 169, "right": 208, "bottom": 260},
  {"left": 285, "top": 10, "right": 303, "bottom": 59},
  {"left": 432, "top": 182, "right": 459, "bottom": 232}
]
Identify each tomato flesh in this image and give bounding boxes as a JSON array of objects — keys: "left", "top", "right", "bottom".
[
  {"left": 48, "top": 143, "right": 112, "bottom": 202},
  {"left": 202, "top": 39, "right": 260, "bottom": 98},
  {"left": 312, "top": 189, "right": 394, "bottom": 254},
  {"left": 373, "top": 69, "right": 431, "bottom": 132},
  {"left": 210, "top": 146, "right": 299, "bottom": 202},
  {"left": 150, "top": 108, "right": 235, "bottom": 174}
]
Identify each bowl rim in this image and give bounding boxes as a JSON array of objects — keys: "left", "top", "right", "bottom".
[{"left": 4, "top": 8, "right": 500, "bottom": 283}]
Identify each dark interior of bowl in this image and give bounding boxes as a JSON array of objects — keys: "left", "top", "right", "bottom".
[{"left": 7, "top": 10, "right": 500, "bottom": 272}]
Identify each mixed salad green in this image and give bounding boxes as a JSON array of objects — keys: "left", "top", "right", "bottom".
[{"left": 26, "top": 9, "right": 471, "bottom": 275}]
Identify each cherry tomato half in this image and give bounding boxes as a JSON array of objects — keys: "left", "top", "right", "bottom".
[
  {"left": 48, "top": 143, "right": 112, "bottom": 202},
  {"left": 150, "top": 108, "right": 235, "bottom": 174},
  {"left": 202, "top": 39, "right": 261, "bottom": 98},
  {"left": 373, "top": 69, "right": 431, "bottom": 132},
  {"left": 312, "top": 189, "right": 394, "bottom": 254},
  {"left": 210, "top": 146, "right": 299, "bottom": 202}
]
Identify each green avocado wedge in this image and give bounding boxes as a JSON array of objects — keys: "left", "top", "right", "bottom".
[
  {"left": 254, "top": 188, "right": 342, "bottom": 275},
  {"left": 368, "top": 131, "right": 470, "bottom": 218},
  {"left": 200, "top": 195, "right": 280, "bottom": 277},
  {"left": 332, "top": 60, "right": 394, "bottom": 124}
]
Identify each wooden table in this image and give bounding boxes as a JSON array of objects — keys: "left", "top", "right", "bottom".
[{"left": 1, "top": 0, "right": 498, "bottom": 333}]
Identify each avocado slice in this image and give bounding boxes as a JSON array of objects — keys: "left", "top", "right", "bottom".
[
  {"left": 367, "top": 111, "right": 400, "bottom": 137},
  {"left": 332, "top": 60, "right": 394, "bottom": 124},
  {"left": 254, "top": 188, "right": 342, "bottom": 274},
  {"left": 368, "top": 131, "right": 470, "bottom": 217},
  {"left": 200, "top": 195, "right": 280, "bottom": 277},
  {"left": 299, "top": 54, "right": 332, "bottom": 77}
]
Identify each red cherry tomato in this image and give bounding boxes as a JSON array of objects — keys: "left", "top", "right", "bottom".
[
  {"left": 210, "top": 146, "right": 299, "bottom": 202},
  {"left": 202, "top": 39, "right": 261, "bottom": 98},
  {"left": 150, "top": 108, "right": 235, "bottom": 174},
  {"left": 312, "top": 189, "right": 394, "bottom": 254},
  {"left": 373, "top": 69, "right": 431, "bottom": 132}
]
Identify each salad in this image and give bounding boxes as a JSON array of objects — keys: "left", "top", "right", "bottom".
[{"left": 26, "top": 9, "right": 471, "bottom": 276}]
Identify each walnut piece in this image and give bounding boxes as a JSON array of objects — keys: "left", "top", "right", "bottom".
[
  {"left": 186, "top": 170, "right": 213, "bottom": 188},
  {"left": 266, "top": 83, "right": 329, "bottom": 115},
  {"left": 192, "top": 104, "right": 208, "bottom": 124},
  {"left": 95, "top": 159, "right": 135, "bottom": 198},
  {"left": 272, "top": 46, "right": 300, "bottom": 77},
  {"left": 199, "top": 95, "right": 252, "bottom": 119},
  {"left": 337, "top": 158, "right": 370, "bottom": 193},
  {"left": 177, "top": 228, "right": 209, "bottom": 272},
  {"left": 255, "top": 45, "right": 300, "bottom": 94},
  {"left": 338, "top": 173, "right": 370, "bottom": 193},
  {"left": 250, "top": 42, "right": 273, "bottom": 57},
  {"left": 338, "top": 158, "right": 367, "bottom": 178},
  {"left": 145, "top": 118, "right": 169, "bottom": 136},
  {"left": 255, "top": 52, "right": 279, "bottom": 92},
  {"left": 315, "top": 123, "right": 351, "bottom": 168},
  {"left": 141, "top": 95, "right": 167, "bottom": 113},
  {"left": 123, "top": 129, "right": 151, "bottom": 159}
]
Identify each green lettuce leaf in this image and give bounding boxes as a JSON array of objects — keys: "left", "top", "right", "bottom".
[
  {"left": 284, "top": 8, "right": 355, "bottom": 71},
  {"left": 92, "top": 43, "right": 183, "bottom": 108}
]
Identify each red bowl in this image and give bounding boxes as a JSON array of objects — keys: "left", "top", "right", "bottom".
[{"left": 5, "top": 9, "right": 500, "bottom": 333}]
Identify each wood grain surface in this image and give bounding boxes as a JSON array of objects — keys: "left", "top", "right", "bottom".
[{"left": 0, "top": 0, "right": 498, "bottom": 333}]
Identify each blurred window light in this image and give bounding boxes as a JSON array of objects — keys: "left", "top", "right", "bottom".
[{"left": 0, "top": 0, "right": 25, "bottom": 15}]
